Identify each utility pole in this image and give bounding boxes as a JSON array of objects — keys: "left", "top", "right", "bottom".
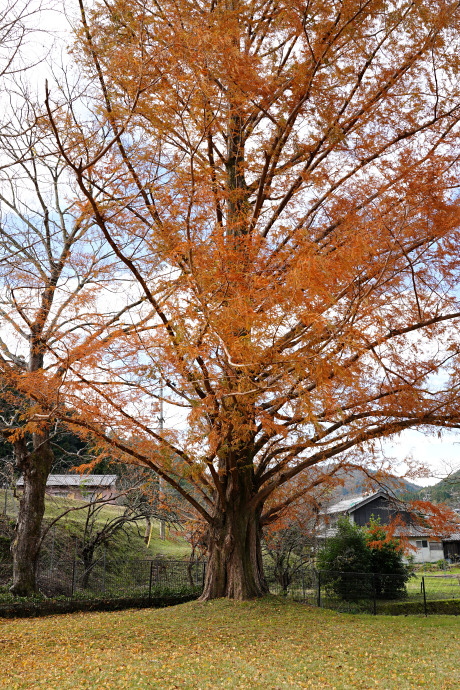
[{"left": 159, "top": 380, "right": 166, "bottom": 541}]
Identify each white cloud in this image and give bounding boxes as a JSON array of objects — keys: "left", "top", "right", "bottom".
[{"left": 384, "top": 429, "right": 460, "bottom": 486}]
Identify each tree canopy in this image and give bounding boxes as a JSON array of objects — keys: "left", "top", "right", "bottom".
[{"left": 3, "top": 0, "right": 460, "bottom": 599}]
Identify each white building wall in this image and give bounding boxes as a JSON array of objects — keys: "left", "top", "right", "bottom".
[{"left": 407, "top": 539, "right": 444, "bottom": 563}]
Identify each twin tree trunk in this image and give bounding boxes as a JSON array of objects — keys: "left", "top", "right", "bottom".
[
  {"left": 200, "top": 462, "right": 268, "bottom": 601},
  {"left": 10, "top": 437, "right": 54, "bottom": 597},
  {"left": 199, "top": 100, "right": 268, "bottom": 601}
]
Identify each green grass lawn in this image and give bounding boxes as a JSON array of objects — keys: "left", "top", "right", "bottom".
[
  {"left": 0, "top": 597, "right": 458, "bottom": 689},
  {"left": 406, "top": 572, "right": 460, "bottom": 601}
]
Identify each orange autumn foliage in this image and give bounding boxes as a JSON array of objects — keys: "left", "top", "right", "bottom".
[{"left": 9, "top": 0, "right": 460, "bottom": 599}]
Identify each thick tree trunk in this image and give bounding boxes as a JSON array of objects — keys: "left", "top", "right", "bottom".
[
  {"left": 200, "top": 505, "right": 267, "bottom": 600},
  {"left": 10, "top": 438, "right": 54, "bottom": 596},
  {"left": 200, "top": 474, "right": 268, "bottom": 601}
]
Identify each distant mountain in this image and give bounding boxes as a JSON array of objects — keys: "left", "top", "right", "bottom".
[
  {"left": 409, "top": 470, "right": 460, "bottom": 508},
  {"left": 328, "top": 467, "right": 421, "bottom": 500}
]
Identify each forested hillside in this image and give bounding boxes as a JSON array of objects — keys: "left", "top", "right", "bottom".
[{"left": 411, "top": 471, "right": 460, "bottom": 508}]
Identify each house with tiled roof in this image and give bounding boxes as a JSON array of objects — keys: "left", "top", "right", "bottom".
[
  {"left": 321, "top": 489, "right": 460, "bottom": 563},
  {"left": 16, "top": 474, "right": 118, "bottom": 502}
]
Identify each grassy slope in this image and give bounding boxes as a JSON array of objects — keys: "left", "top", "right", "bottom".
[
  {"left": 0, "top": 598, "right": 458, "bottom": 689},
  {"left": 43, "top": 496, "right": 191, "bottom": 558},
  {"left": 0, "top": 491, "right": 191, "bottom": 562},
  {"left": 48, "top": 508, "right": 190, "bottom": 562}
]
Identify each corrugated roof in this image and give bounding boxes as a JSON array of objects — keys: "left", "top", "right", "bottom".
[
  {"left": 440, "top": 530, "right": 460, "bottom": 541},
  {"left": 392, "top": 524, "right": 439, "bottom": 538},
  {"left": 17, "top": 474, "right": 118, "bottom": 487},
  {"left": 326, "top": 490, "right": 384, "bottom": 514},
  {"left": 393, "top": 524, "right": 460, "bottom": 539}
]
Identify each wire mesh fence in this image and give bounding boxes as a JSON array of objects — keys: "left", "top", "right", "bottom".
[
  {"left": 35, "top": 555, "right": 205, "bottom": 600},
  {"left": 422, "top": 573, "right": 460, "bottom": 601},
  {"left": 1, "top": 545, "right": 460, "bottom": 617},
  {"left": 0, "top": 544, "right": 205, "bottom": 617},
  {"left": 0, "top": 485, "right": 18, "bottom": 519},
  {"left": 264, "top": 559, "right": 319, "bottom": 605},
  {"left": 265, "top": 561, "right": 460, "bottom": 615}
]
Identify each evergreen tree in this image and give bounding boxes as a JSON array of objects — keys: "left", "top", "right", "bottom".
[{"left": 317, "top": 517, "right": 412, "bottom": 600}]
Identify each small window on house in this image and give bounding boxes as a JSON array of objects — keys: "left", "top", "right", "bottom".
[
  {"left": 429, "top": 542, "right": 443, "bottom": 552},
  {"left": 416, "top": 540, "right": 428, "bottom": 548}
]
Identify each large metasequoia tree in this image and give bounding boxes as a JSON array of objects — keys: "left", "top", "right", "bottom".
[{"left": 43, "top": 0, "right": 460, "bottom": 599}]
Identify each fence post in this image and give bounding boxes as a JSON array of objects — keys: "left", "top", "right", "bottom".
[
  {"left": 422, "top": 576, "right": 427, "bottom": 617},
  {"left": 372, "top": 573, "right": 377, "bottom": 616},
  {"left": 71, "top": 538, "right": 78, "bottom": 597},
  {"left": 301, "top": 560, "right": 306, "bottom": 602},
  {"left": 49, "top": 526, "right": 55, "bottom": 573},
  {"left": 317, "top": 570, "right": 321, "bottom": 608},
  {"left": 102, "top": 544, "right": 106, "bottom": 594},
  {"left": 149, "top": 560, "right": 154, "bottom": 601}
]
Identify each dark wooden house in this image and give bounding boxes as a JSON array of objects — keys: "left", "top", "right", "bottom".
[{"left": 322, "top": 490, "right": 460, "bottom": 564}]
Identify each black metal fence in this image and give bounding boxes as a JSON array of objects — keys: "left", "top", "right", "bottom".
[
  {"left": 1, "top": 518, "right": 206, "bottom": 596},
  {"left": 265, "top": 561, "right": 460, "bottom": 615},
  {"left": 0, "top": 551, "right": 205, "bottom": 617},
  {"left": 38, "top": 555, "right": 205, "bottom": 599},
  {"left": 1, "top": 550, "right": 459, "bottom": 617}
]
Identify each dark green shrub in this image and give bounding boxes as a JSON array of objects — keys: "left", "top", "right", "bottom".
[
  {"left": 317, "top": 516, "right": 413, "bottom": 601},
  {"left": 317, "top": 518, "right": 370, "bottom": 573},
  {"left": 365, "top": 517, "right": 413, "bottom": 598},
  {"left": 317, "top": 518, "right": 372, "bottom": 600}
]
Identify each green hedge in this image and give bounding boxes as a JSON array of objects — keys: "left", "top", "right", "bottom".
[
  {"left": 0, "top": 590, "right": 200, "bottom": 619},
  {"left": 377, "top": 598, "right": 460, "bottom": 616}
]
